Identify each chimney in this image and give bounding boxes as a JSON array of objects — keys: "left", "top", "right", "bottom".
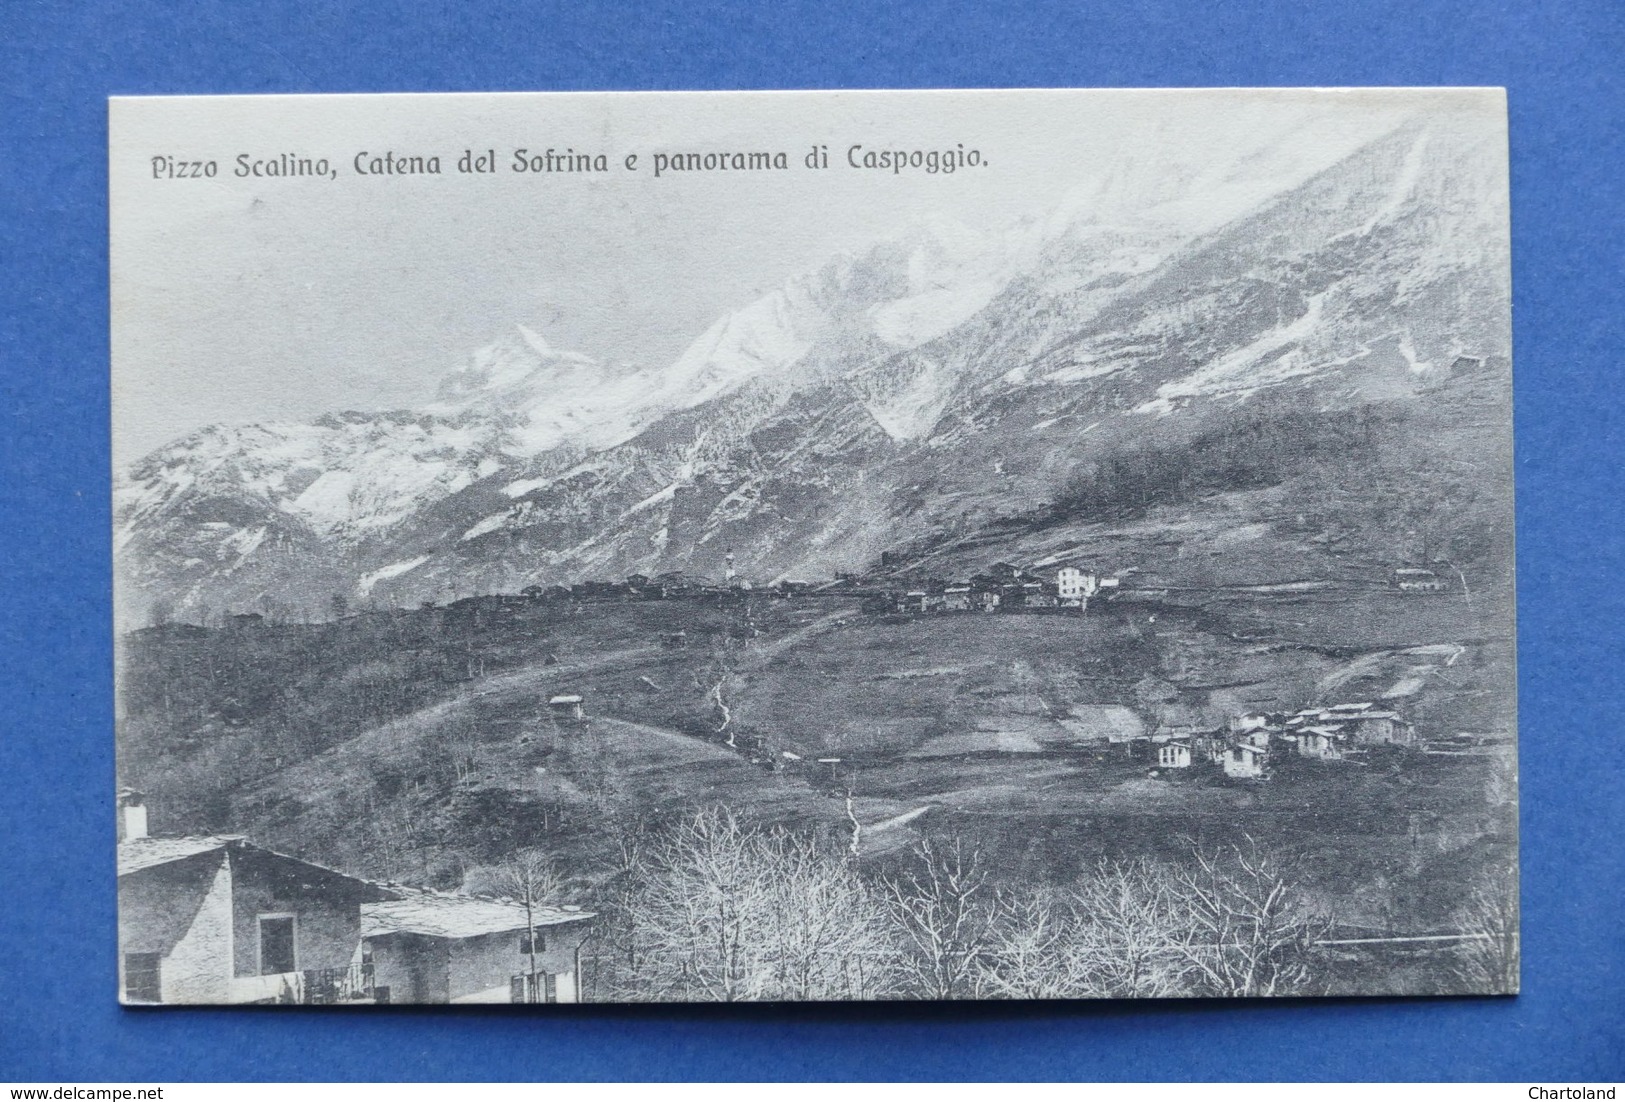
[{"left": 117, "top": 787, "right": 148, "bottom": 842}]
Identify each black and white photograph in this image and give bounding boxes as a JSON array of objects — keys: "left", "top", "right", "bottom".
[{"left": 110, "top": 88, "right": 1517, "bottom": 1005}]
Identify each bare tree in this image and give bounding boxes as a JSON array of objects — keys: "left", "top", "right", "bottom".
[
  {"left": 1069, "top": 857, "right": 1197, "bottom": 998},
  {"left": 762, "top": 829, "right": 895, "bottom": 999},
  {"left": 469, "top": 849, "right": 564, "bottom": 996},
  {"left": 975, "top": 887, "right": 1077, "bottom": 999},
  {"left": 1169, "top": 838, "right": 1325, "bottom": 997},
  {"left": 974, "top": 858, "right": 1201, "bottom": 999},
  {"left": 618, "top": 809, "right": 897, "bottom": 1001},
  {"left": 624, "top": 808, "right": 775, "bottom": 1001},
  {"left": 882, "top": 837, "right": 993, "bottom": 999}
]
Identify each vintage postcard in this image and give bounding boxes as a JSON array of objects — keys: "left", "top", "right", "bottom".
[{"left": 111, "top": 88, "right": 1517, "bottom": 1004}]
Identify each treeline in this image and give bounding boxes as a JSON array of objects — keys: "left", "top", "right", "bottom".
[
  {"left": 1051, "top": 399, "right": 1395, "bottom": 523},
  {"left": 558, "top": 809, "right": 1518, "bottom": 1001},
  {"left": 576, "top": 809, "right": 1333, "bottom": 1001}
]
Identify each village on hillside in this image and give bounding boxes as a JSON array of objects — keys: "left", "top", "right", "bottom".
[
  {"left": 497, "top": 553, "right": 1468, "bottom": 781},
  {"left": 119, "top": 542, "right": 1488, "bottom": 1004},
  {"left": 505, "top": 554, "right": 1460, "bottom": 615}
]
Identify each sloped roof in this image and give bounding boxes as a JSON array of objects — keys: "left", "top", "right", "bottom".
[
  {"left": 119, "top": 835, "right": 392, "bottom": 901},
  {"left": 362, "top": 889, "right": 594, "bottom": 939},
  {"left": 117, "top": 835, "right": 241, "bottom": 876}
]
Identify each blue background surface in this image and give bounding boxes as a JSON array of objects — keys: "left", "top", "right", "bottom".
[{"left": 2, "top": 0, "right": 1622, "bottom": 1082}]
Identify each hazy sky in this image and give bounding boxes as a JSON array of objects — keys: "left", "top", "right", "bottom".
[{"left": 109, "top": 88, "right": 1498, "bottom": 465}]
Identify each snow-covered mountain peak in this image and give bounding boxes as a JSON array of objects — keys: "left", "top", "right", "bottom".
[
  {"left": 423, "top": 328, "right": 679, "bottom": 458},
  {"left": 431, "top": 327, "right": 599, "bottom": 407}
]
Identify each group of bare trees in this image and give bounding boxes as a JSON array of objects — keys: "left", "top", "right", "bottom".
[
  {"left": 601, "top": 810, "right": 894, "bottom": 1000},
  {"left": 590, "top": 809, "right": 1333, "bottom": 1002},
  {"left": 888, "top": 837, "right": 1327, "bottom": 1000}
]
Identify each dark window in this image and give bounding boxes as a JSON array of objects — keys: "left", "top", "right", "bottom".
[
  {"left": 510, "top": 972, "right": 558, "bottom": 1003},
  {"left": 520, "top": 932, "right": 546, "bottom": 955},
  {"left": 124, "top": 952, "right": 161, "bottom": 1002},
  {"left": 259, "top": 916, "right": 296, "bottom": 975}
]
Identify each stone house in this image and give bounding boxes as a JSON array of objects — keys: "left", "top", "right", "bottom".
[
  {"left": 116, "top": 793, "right": 391, "bottom": 1005},
  {"left": 547, "top": 694, "right": 586, "bottom": 720},
  {"left": 1058, "top": 704, "right": 1146, "bottom": 745},
  {"left": 1222, "top": 741, "right": 1269, "bottom": 779},
  {"left": 361, "top": 890, "right": 595, "bottom": 1004},
  {"left": 1292, "top": 725, "right": 1347, "bottom": 760}
]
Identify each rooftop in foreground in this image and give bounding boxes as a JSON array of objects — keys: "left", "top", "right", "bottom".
[{"left": 362, "top": 889, "right": 594, "bottom": 939}]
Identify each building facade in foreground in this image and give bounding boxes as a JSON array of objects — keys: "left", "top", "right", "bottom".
[
  {"left": 362, "top": 890, "right": 595, "bottom": 1003},
  {"left": 117, "top": 793, "right": 392, "bottom": 1004}
]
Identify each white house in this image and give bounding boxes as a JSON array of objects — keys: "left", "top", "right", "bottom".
[
  {"left": 1237, "top": 727, "right": 1273, "bottom": 750},
  {"left": 1223, "top": 741, "right": 1269, "bottom": 779},
  {"left": 1229, "top": 713, "right": 1273, "bottom": 735},
  {"left": 1056, "top": 566, "right": 1098, "bottom": 604},
  {"left": 1157, "top": 742, "right": 1193, "bottom": 768},
  {"left": 1287, "top": 703, "right": 1415, "bottom": 746}
]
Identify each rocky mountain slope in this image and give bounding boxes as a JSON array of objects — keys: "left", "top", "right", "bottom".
[{"left": 115, "top": 120, "right": 1511, "bottom": 626}]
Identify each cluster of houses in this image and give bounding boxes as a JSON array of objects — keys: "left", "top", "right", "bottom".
[
  {"left": 1146, "top": 702, "right": 1418, "bottom": 779},
  {"left": 116, "top": 789, "right": 594, "bottom": 1006},
  {"left": 875, "top": 562, "right": 1121, "bottom": 616},
  {"left": 510, "top": 555, "right": 1125, "bottom": 616},
  {"left": 519, "top": 553, "right": 767, "bottom": 604}
]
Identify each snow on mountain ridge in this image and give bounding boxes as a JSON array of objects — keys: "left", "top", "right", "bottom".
[
  {"left": 116, "top": 119, "right": 1509, "bottom": 625},
  {"left": 118, "top": 414, "right": 510, "bottom": 544}
]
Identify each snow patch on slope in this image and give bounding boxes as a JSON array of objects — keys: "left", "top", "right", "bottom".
[
  {"left": 624, "top": 482, "right": 680, "bottom": 518},
  {"left": 357, "top": 556, "right": 430, "bottom": 596},
  {"left": 1134, "top": 293, "right": 1329, "bottom": 415},
  {"left": 861, "top": 358, "right": 956, "bottom": 442},
  {"left": 461, "top": 512, "right": 514, "bottom": 542},
  {"left": 870, "top": 280, "right": 1005, "bottom": 347}
]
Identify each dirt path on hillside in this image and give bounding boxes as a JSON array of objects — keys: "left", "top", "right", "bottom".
[
  {"left": 589, "top": 715, "right": 740, "bottom": 764},
  {"left": 738, "top": 606, "right": 862, "bottom": 669}
]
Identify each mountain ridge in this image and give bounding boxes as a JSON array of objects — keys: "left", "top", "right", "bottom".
[{"left": 115, "top": 121, "right": 1510, "bottom": 626}]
